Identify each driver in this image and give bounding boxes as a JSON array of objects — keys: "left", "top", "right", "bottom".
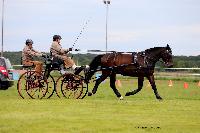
[
  {"left": 50, "top": 35, "right": 83, "bottom": 74},
  {"left": 22, "top": 39, "right": 45, "bottom": 76}
]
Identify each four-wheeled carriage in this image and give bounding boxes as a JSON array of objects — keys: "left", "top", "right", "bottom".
[{"left": 17, "top": 55, "right": 89, "bottom": 99}]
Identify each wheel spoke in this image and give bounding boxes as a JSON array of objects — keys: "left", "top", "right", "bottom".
[{"left": 58, "top": 74, "right": 84, "bottom": 99}]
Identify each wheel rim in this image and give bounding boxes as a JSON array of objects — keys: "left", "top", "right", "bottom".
[
  {"left": 17, "top": 71, "right": 35, "bottom": 99},
  {"left": 60, "top": 74, "right": 83, "bottom": 99},
  {"left": 26, "top": 72, "right": 48, "bottom": 99}
]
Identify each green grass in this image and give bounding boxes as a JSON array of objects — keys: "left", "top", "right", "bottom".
[{"left": 0, "top": 79, "right": 200, "bottom": 133}]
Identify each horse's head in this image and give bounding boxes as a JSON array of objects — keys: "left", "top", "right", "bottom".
[{"left": 160, "top": 44, "right": 173, "bottom": 68}]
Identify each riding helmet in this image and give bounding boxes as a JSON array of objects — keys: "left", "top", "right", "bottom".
[
  {"left": 25, "top": 39, "right": 33, "bottom": 45},
  {"left": 53, "top": 35, "right": 62, "bottom": 41}
]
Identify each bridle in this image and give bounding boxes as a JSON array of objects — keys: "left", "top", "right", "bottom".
[{"left": 160, "top": 48, "right": 172, "bottom": 65}]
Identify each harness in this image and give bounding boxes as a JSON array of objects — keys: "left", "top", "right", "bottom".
[
  {"left": 132, "top": 51, "right": 147, "bottom": 68},
  {"left": 132, "top": 52, "right": 138, "bottom": 64},
  {"left": 105, "top": 52, "right": 118, "bottom": 63},
  {"left": 93, "top": 51, "right": 151, "bottom": 74}
]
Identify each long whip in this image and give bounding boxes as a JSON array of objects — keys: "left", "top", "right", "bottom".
[
  {"left": 70, "top": 18, "right": 91, "bottom": 60},
  {"left": 72, "top": 18, "right": 91, "bottom": 49}
]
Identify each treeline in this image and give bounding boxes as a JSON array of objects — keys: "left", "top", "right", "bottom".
[
  {"left": 173, "top": 56, "right": 200, "bottom": 68},
  {"left": 2, "top": 51, "right": 200, "bottom": 68},
  {"left": 2, "top": 51, "right": 97, "bottom": 66}
]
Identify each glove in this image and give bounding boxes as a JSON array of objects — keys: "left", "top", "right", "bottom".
[
  {"left": 75, "top": 49, "right": 80, "bottom": 51},
  {"left": 68, "top": 48, "right": 73, "bottom": 51},
  {"left": 42, "top": 54, "right": 47, "bottom": 58}
]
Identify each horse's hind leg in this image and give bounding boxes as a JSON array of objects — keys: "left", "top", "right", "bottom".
[
  {"left": 147, "top": 75, "right": 162, "bottom": 100},
  {"left": 88, "top": 71, "right": 110, "bottom": 96},
  {"left": 125, "top": 76, "right": 144, "bottom": 96},
  {"left": 110, "top": 72, "right": 123, "bottom": 100}
]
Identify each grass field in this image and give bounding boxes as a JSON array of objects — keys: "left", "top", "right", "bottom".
[{"left": 0, "top": 78, "right": 200, "bottom": 133}]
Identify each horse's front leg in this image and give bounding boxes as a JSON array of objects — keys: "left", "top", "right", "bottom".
[
  {"left": 110, "top": 72, "right": 123, "bottom": 100},
  {"left": 88, "top": 71, "right": 110, "bottom": 96},
  {"left": 147, "top": 75, "right": 162, "bottom": 100},
  {"left": 125, "top": 76, "right": 144, "bottom": 96}
]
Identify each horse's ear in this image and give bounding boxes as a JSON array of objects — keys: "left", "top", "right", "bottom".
[
  {"left": 166, "top": 44, "right": 172, "bottom": 53},
  {"left": 167, "top": 44, "right": 169, "bottom": 48}
]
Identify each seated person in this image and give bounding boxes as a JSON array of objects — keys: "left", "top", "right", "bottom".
[
  {"left": 50, "top": 35, "right": 84, "bottom": 74},
  {"left": 22, "top": 39, "right": 44, "bottom": 76}
]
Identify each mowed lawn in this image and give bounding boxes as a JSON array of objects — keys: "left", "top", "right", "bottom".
[{"left": 0, "top": 79, "right": 200, "bottom": 133}]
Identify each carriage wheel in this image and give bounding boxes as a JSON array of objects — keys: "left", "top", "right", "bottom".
[
  {"left": 26, "top": 72, "right": 48, "bottom": 99},
  {"left": 42, "top": 73, "right": 55, "bottom": 99},
  {"left": 17, "top": 71, "right": 35, "bottom": 99},
  {"left": 59, "top": 73, "right": 83, "bottom": 99},
  {"left": 17, "top": 71, "right": 55, "bottom": 99},
  {"left": 17, "top": 71, "right": 48, "bottom": 99}
]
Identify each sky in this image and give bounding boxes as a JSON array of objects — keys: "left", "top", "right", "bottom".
[{"left": 0, "top": 0, "right": 200, "bottom": 56}]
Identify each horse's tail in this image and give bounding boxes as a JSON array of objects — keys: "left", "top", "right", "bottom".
[{"left": 86, "top": 54, "right": 104, "bottom": 81}]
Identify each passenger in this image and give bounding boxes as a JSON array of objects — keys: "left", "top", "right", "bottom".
[{"left": 22, "top": 39, "right": 45, "bottom": 76}]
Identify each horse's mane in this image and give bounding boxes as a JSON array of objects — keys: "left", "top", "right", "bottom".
[
  {"left": 144, "top": 47, "right": 164, "bottom": 53},
  {"left": 145, "top": 47, "right": 169, "bottom": 54}
]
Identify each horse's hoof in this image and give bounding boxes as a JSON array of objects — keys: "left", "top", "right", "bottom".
[
  {"left": 119, "top": 96, "right": 124, "bottom": 100},
  {"left": 125, "top": 92, "right": 131, "bottom": 96},
  {"left": 88, "top": 92, "right": 93, "bottom": 96}
]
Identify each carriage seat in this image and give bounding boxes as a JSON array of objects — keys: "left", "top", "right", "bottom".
[
  {"left": 22, "top": 65, "right": 34, "bottom": 68},
  {"left": 51, "top": 57, "right": 64, "bottom": 69},
  {"left": 20, "top": 56, "right": 34, "bottom": 69},
  {"left": 22, "top": 64, "right": 34, "bottom": 71}
]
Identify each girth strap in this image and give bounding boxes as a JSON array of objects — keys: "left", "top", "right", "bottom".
[{"left": 132, "top": 52, "right": 138, "bottom": 65}]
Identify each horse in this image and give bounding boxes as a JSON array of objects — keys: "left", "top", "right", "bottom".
[{"left": 86, "top": 44, "right": 173, "bottom": 100}]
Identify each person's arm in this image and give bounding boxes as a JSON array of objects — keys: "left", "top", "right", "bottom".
[
  {"left": 60, "top": 48, "right": 70, "bottom": 54},
  {"left": 29, "top": 48, "right": 42, "bottom": 56},
  {"left": 51, "top": 43, "right": 65, "bottom": 54},
  {"left": 60, "top": 45, "right": 73, "bottom": 54},
  {"left": 51, "top": 42, "right": 72, "bottom": 54}
]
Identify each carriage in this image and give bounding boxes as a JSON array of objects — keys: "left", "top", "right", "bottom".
[
  {"left": 17, "top": 45, "right": 173, "bottom": 100},
  {"left": 17, "top": 55, "right": 89, "bottom": 99}
]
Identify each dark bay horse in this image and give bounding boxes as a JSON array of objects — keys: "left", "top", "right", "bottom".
[{"left": 86, "top": 45, "right": 173, "bottom": 100}]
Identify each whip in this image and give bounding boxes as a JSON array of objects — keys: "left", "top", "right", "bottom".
[{"left": 72, "top": 18, "right": 91, "bottom": 50}]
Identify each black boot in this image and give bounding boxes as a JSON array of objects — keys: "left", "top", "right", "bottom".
[{"left": 74, "top": 66, "right": 85, "bottom": 75}]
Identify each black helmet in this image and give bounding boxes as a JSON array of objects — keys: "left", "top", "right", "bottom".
[
  {"left": 53, "top": 35, "right": 62, "bottom": 41},
  {"left": 25, "top": 39, "right": 33, "bottom": 45}
]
